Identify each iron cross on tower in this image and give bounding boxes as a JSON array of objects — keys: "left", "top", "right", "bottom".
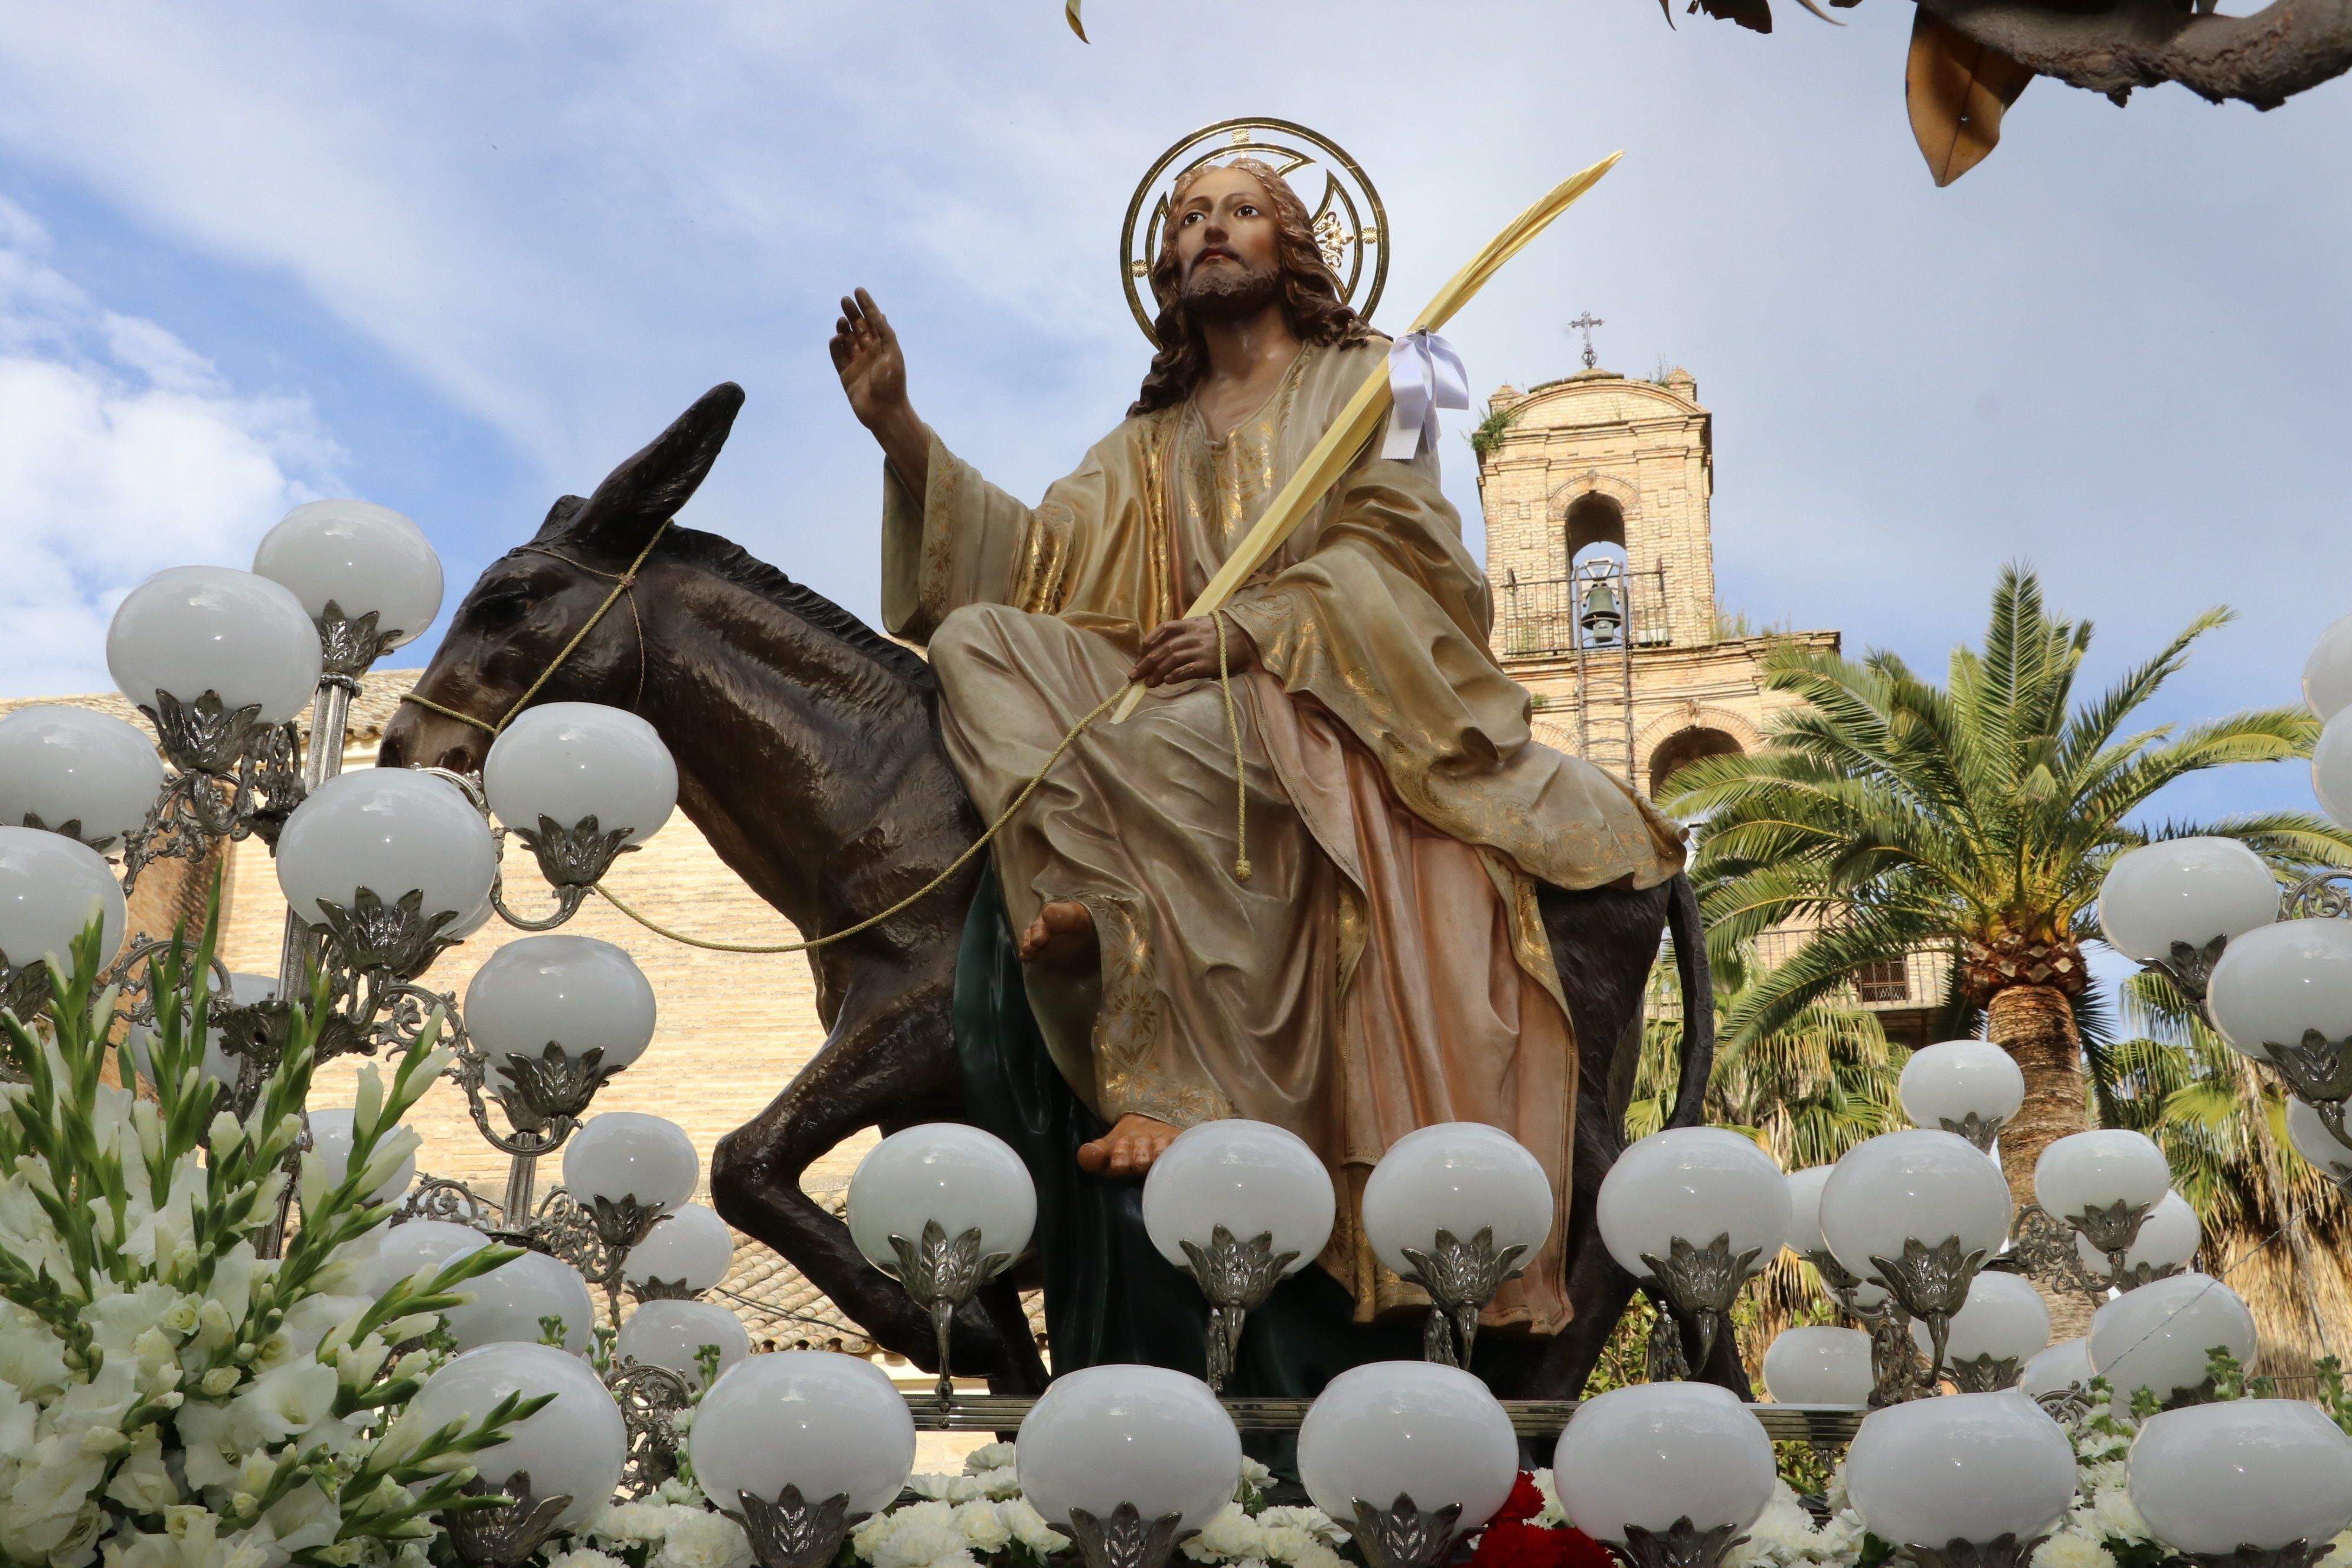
[{"left": 1567, "top": 311, "right": 1603, "bottom": 370}]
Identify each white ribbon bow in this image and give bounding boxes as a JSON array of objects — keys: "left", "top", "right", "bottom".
[{"left": 1381, "top": 329, "right": 1472, "bottom": 461}]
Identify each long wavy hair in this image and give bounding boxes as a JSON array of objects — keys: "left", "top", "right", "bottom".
[{"left": 1129, "top": 158, "right": 1375, "bottom": 417}]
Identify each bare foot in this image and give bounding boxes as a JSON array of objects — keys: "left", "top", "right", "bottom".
[
  {"left": 1077, "top": 1113, "right": 1178, "bottom": 1177},
  {"left": 1018, "top": 899, "right": 1097, "bottom": 971}
]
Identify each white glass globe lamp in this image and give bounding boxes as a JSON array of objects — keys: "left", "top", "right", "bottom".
[
  {"left": 615, "top": 1299, "right": 750, "bottom": 1391},
  {"left": 2319, "top": 713, "right": 2352, "bottom": 832},
  {"left": 305, "top": 1106, "right": 416, "bottom": 1207},
  {"left": 1784, "top": 1165, "right": 1889, "bottom": 1315},
  {"left": 485, "top": 701, "right": 677, "bottom": 858},
  {"left": 107, "top": 567, "right": 323, "bottom": 740},
  {"left": 1016, "top": 1364, "right": 1242, "bottom": 1545},
  {"left": 2075, "top": 1190, "right": 2200, "bottom": 1286},
  {"left": 1898, "top": 1041, "right": 2026, "bottom": 1151},
  {"left": 2307, "top": 613, "right": 2352, "bottom": 723},
  {"left": 463, "top": 934, "right": 656, "bottom": 1125},
  {"left": 358, "top": 1218, "right": 488, "bottom": 1299},
  {"left": 2088, "top": 1271, "right": 2258, "bottom": 1409},
  {"left": 411, "top": 1342, "right": 625, "bottom": 1530},
  {"left": 1362, "top": 1122, "right": 1553, "bottom": 1366},
  {"left": 624, "top": 1203, "right": 736, "bottom": 1295},
  {"left": 691, "top": 1351, "right": 918, "bottom": 1523},
  {"left": 1297, "top": 1362, "right": 1518, "bottom": 1554},
  {"left": 2097, "top": 838, "right": 2281, "bottom": 997},
  {"left": 443, "top": 1249, "right": 596, "bottom": 1355},
  {"left": 847, "top": 1122, "right": 1035, "bottom": 1407},
  {"left": 252, "top": 500, "right": 445, "bottom": 671},
  {"left": 0, "top": 827, "right": 127, "bottom": 1008},
  {"left": 1844, "top": 1393, "right": 2076, "bottom": 1554},
  {"left": 1552, "top": 1383, "right": 1776, "bottom": 1548},
  {"left": 2017, "top": 1338, "right": 2095, "bottom": 1404},
  {"left": 2288, "top": 1098, "right": 2352, "bottom": 1186},
  {"left": 2130, "top": 1399, "right": 2352, "bottom": 1557},
  {"left": 1597, "top": 1128, "right": 1788, "bottom": 1373},
  {"left": 1142, "top": 1119, "right": 1336, "bottom": 1275},
  {"left": 0, "top": 707, "right": 166, "bottom": 852},
  {"left": 273, "top": 770, "right": 496, "bottom": 970},
  {"left": 2033, "top": 1129, "right": 2173, "bottom": 1273},
  {"left": 1141, "top": 1121, "right": 1335, "bottom": 1391},
  {"left": 1907, "top": 1271, "right": 2049, "bottom": 1391},
  {"left": 847, "top": 1122, "right": 1037, "bottom": 1272},
  {"left": 2207, "top": 922, "right": 2352, "bottom": 1121},
  {"left": 1818, "top": 1129, "right": 2010, "bottom": 1367},
  {"left": 1760, "top": 1326, "right": 1874, "bottom": 1406},
  {"left": 561, "top": 1112, "right": 699, "bottom": 1240}
]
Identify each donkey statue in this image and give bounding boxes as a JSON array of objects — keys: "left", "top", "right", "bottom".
[{"left": 380, "top": 383, "right": 1733, "bottom": 1399}]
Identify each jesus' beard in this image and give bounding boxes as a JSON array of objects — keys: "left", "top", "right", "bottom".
[{"left": 1180, "top": 257, "right": 1282, "bottom": 321}]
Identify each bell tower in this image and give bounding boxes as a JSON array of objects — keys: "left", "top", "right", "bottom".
[{"left": 1474, "top": 352, "right": 1837, "bottom": 801}]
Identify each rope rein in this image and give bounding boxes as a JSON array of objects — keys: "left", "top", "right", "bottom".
[
  {"left": 398, "top": 520, "right": 672, "bottom": 738},
  {"left": 1214, "top": 610, "right": 1250, "bottom": 883},
  {"left": 399, "top": 520, "right": 1253, "bottom": 955}
]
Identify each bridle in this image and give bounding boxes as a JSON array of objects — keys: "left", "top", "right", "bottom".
[{"left": 398, "top": 519, "right": 670, "bottom": 739}]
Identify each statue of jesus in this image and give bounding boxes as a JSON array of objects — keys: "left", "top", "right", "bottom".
[{"left": 832, "top": 158, "right": 1684, "bottom": 1338}]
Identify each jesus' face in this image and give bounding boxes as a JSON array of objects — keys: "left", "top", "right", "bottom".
[{"left": 1170, "top": 165, "right": 1282, "bottom": 319}]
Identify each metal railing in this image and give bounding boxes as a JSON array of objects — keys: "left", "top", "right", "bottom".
[
  {"left": 1496, "top": 566, "right": 1671, "bottom": 658},
  {"left": 907, "top": 1392, "right": 1865, "bottom": 1443}
]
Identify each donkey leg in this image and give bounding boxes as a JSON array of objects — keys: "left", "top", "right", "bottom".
[
  {"left": 710, "top": 992, "right": 1015, "bottom": 1371},
  {"left": 1510, "top": 882, "right": 1675, "bottom": 1399}
]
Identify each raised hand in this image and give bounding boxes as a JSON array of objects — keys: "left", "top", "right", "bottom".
[
  {"left": 829, "top": 288, "right": 909, "bottom": 432},
  {"left": 831, "top": 288, "right": 930, "bottom": 489}
]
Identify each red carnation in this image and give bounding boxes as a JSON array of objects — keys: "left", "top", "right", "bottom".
[
  {"left": 1469, "top": 1521, "right": 1573, "bottom": 1568},
  {"left": 1493, "top": 1472, "right": 1549, "bottom": 1524}
]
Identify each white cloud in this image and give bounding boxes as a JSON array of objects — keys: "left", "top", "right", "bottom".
[
  {"left": 0, "top": 195, "right": 342, "bottom": 697},
  {"left": 0, "top": 0, "right": 2340, "bottom": 763}
]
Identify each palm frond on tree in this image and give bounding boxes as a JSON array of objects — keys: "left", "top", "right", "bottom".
[{"left": 1661, "top": 565, "right": 2352, "bottom": 1262}]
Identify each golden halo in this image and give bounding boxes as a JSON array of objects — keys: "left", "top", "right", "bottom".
[{"left": 1121, "top": 117, "right": 1389, "bottom": 347}]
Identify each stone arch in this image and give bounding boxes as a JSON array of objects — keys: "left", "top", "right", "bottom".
[
  {"left": 1648, "top": 726, "right": 1743, "bottom": 799},
  {"left": 1639, "top": 706, "right": 1768, "bottom": 801},
  {"left": 1548, "top": 470, "right": 1641, "bottom": 581},
  {"left": 1564, "top": 491, "right": 1626, "bottom": 564}
]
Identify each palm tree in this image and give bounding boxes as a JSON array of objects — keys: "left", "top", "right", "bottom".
[
  {"left": 1628, "top": 948, "right": 1905, "bottom": 1161},
  {"left": 1664, "top": 566, "right": 2351, "bottom": 1244}
]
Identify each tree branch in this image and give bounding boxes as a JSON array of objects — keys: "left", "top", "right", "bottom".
[{"left": 1912, "top": 0, "right": 2352, "bottom": 106}]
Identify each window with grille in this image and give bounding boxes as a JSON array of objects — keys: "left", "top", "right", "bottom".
[{"left": 1855, "top": 959, "right": 1910, "bottom": 1003}]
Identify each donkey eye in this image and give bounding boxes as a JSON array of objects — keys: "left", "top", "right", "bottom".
[{"left": 471, "top": 587, "right": 533, "bottom": 626}]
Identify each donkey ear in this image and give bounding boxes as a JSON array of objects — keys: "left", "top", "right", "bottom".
[
  {"left": 530, "top": 494, "right": 589, "bottom": 544},
  {"left": 564, "top": 382, "right": 746, "bottom": 556}
]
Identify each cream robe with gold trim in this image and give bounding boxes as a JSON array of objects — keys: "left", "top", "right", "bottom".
[{"left": 882, "top": 336, "right": 1685, "bottom": 1334}]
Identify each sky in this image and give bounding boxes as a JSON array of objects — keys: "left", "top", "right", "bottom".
[{"left": 0, "top": 0, "right": 2345, "bottom": 829}]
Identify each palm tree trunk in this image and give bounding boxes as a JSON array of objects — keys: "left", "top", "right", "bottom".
[{"left": 1987, "top": 982, "right": 2095, "bottom": 1338}]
